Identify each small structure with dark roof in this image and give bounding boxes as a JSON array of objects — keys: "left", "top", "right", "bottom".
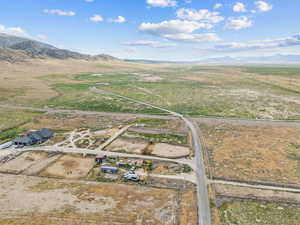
[
  {"left": 101, "top": 166, "right": 118, "bottom": 174},
  {"left": 95, "top": 155, "right": 107, "bottom": 164}
]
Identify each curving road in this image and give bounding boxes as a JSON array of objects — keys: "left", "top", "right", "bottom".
[{"left": 90, "top": 87, "right": 211, "bottom": 225}]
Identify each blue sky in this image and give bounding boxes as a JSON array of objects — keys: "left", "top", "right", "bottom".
[{"left": 0, "top": 0, "right": 299, "bottom": 60}]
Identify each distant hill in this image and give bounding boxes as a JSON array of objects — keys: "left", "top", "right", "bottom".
[
  {"left": 0, "top": 33, "right": 119, "bottom": 63},
  {"left": 196, "top": 55, "right": 300, "bottom": 64},
  {"left": 125, "top": 54, "right": 300, "bottom": 64}
]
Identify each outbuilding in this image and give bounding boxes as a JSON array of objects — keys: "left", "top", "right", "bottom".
[
  {"left": 101, "top": 166, "right": 118, "bottom": 174},
  {"left": 95, "top": 155, "right": 107, "bottom": 164}
]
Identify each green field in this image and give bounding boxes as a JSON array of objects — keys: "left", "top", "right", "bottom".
[{"left": 17, "top": 64, "right": 300, "bottom": 120}]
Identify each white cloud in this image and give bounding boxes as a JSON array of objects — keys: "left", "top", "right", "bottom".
[
  {"left": 84, "top": 0, "right": 94, "bottom": 2},
  {"left": 0, "top": 25, "right": 28, "bottom": 36},
  {"left": 139, "top": 20, "right": 220, "bottom": 43},
  {"left": 44, "top": 9, "right": 76, "bottom": 16},
  {"left": 213, "top": 3, "right": 223, "bottom": 9},
  {"left": 89, "top": 14, "right": 103, "bottom": 22},
  {"left": 225, "top": 16, "right": 253, "bottom": 30},
  {"left": 164, "top": 33, "right": 220, "bottom": 42},
  {"left": 37, "top": 34, "right": 48, "bottom": 41},
  {"left": 111, "top": 16, "right": 126, "bottom": 23},
  {"left": 176, "top": 8, "right": 224, "bottom": 23},
  {"left": 212, "top": 34, "right": 300, "bottom": 52},
  {"left": 140, "top": 20, "right": 212, "bottom": 36},
  {"left": 124, "top": 40, "right": 176, "bottom": 48},
  {"left": 255, "top": 1, "right": 272, "bottom": 12},
  {"left": 146, "top": 0, "right": 177, "bottom": 7},
  {"left": 233, "top": 2, "right": 247, "bottom": 12}
]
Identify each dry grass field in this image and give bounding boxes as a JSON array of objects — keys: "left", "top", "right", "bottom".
[
  {"left": 0, "top": 173, "right": 181, "bottom": 225},
  {"left": 200, "top": 122, "right": 300, "bottom": 185},
  {"left": 0, "top": 152, "right": 49, "bottom": 174},
  {"left": 214, "top": 184, "right": 300, "bottom": 203},
  {"left": 217, "top": 199, "right": 300, "bottom": 225},
  {"left": 39, "top": 154, "right": 95, "bottom": 179},
  {"left": 20, "top": 111, "right": 183, "bottom": 132},
  {"left": 0, "top": 59, "right": 165, "bottom": 106},
  {"left": 0, "top": 108, "right": 43, "bottom": 131}
]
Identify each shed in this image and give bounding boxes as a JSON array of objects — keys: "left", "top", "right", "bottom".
[
  {"left": 101, "top": 166, "right": 118, "bottom": 174},
  {"left": 13, "top": 136, "right": 35, "bottom": 146},
  {"left": 95, "top": 155, "right": 107, "bottom": 164}
]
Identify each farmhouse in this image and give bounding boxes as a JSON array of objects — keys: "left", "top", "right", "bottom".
[{"left": 13, "top": 128, "right": 53, "bottom": 146}]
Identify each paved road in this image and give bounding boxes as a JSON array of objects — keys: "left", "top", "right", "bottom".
[{"left": 91, "top": 87, "right": 211, "bottom": 225}]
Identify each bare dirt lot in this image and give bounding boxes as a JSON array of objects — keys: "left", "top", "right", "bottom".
[
  {"left": 200, "top": 122, "right": 300, "bottom": 185},
  {"left": 39, "top": 154, "right": 95, "bottom": 179},
  {"left": 0, "top": 152, "right": 49, "bottom": 174},
  {"left": 0, "top": 173, "right": 179, "bottom": 225},
  {"left": 106, "top": 137, "right": 149, "bottom": 154},
  {"left": 151, "top": 143, "right": 190, "bottom": 159}
]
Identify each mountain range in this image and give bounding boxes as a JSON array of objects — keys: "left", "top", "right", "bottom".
[{"left": 0, "top": 33, "right": 118, "bottom": 63}]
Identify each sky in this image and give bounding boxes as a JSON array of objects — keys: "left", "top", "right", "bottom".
[{"left": 0, "top": 0, "right": 299, "bottom": 61}]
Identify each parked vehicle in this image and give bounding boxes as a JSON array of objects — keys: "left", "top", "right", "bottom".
[{"left": 124, "top": 171, "right": 139, "bottom": 182}]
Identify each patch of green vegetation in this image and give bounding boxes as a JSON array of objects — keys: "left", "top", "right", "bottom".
[
  {"left": 74, "top": 73, "right": 139, "bottom": 83},
  {"left": 219, "top": 200, "right": 300, "bottom": 225},
  {"left": 0, "top": 127, "right": 26, "bottom": 143},
  {"left": 182, "top": 164, "right": 192, "bottom": 173},
  {"left": 287, "top": 152, "right": 300, "bottom": 164},
  {"left": 42, "top": 83, "right": 164, "bottom": 115},
  {"left": 290, "top": 143, "right": 300, "bottom": 149}
]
